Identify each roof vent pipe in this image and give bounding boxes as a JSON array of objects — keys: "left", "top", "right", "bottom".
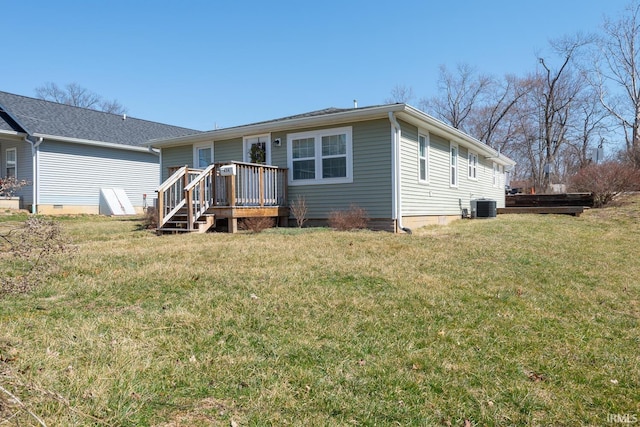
[
  {"left": 353, "top": 99, "right": 358, "bottom": 108},
  {"left": 123, "top": 114, "right": 127, "bottom": 120}
]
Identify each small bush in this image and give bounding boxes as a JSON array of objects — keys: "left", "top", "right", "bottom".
[
  {"left": 240, "top": 217, "right": 275, "bottom": 233},
  {"left": 143, "top": 206, "right": 158, "bottom": 229},
  {"left": 328, "top": 204, "right": 369, "bottom": 231},
  {"left": 290, "top": 195, "right": 308, "bottom": 228},
  {"left": 0, "top": 217, "right": 73, "bottom": 295},
  {"left": 569, "top": 161, "right": 640, "bottom": 207}
]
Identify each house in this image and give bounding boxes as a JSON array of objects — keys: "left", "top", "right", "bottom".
[
  {"left": 148, "top": 103, "right": 515, "bottom": 233},
  {"left": 0, "top": 91, "right": 199, "bottom": 214}
]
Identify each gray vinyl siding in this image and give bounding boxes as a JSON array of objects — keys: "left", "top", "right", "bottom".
[
  {"left": 0, "top": 138, "right": 33, "bottom": 205},
  {"left": 161, "top": 146, "right": 194, "bottom": 181},
  {"left": 286, "top": 119, "right": 392, "bottom": 219},
  {"left": 400, "top": 126, "right": 506, "bottom": 216},
  {"left": 214, "top": 137, "right": 243, "bottom": 163},
  {"left": 38, "top": 140, "right": 159, "bottom": 208}
]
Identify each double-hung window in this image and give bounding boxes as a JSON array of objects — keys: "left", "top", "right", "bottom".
[
  {"left": 493, "top": 162, "right": 502, "bottom": 187},
  {"left": 418, "top": 133, "right": 429, "bottom": 183},
  {"left": 194, "top": 143, "right": 213, "bottom": 168},
  {"left": 468, "top": 151, "right": 478, "bottom": 180},
  {"left": 288, "top": 127, "right": 352, "bottom": 185},
  {"left": 450, "top": 142, "right": 458, "bottom": 187},
  {"left": 5, "top": 148, "right": 16, "bottom": 178}
]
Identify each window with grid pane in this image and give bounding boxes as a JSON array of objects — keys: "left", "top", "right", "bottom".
[
  {"left": 287, "top": 127, "right": 352, "bottom": 185},
  {"left": 321, "top": 134, "right": 347, "bottom": 178},
  {"left": 292, "top": 137, "right": 316, "bottom": 180},
  {"left": 5, "top": 148, "right": 16, "bottom": 178}
]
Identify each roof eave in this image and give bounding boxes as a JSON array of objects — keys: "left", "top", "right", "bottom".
[{"left": 147, "top": 104, "right": 407, "bottom": 148}]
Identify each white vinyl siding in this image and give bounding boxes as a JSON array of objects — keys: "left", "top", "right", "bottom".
[
  {"left": 38, "top": 141, "right": 159, "bottom": 209},
  {"left": 287, "top": 126, "right": 352, "bottom": 185}
]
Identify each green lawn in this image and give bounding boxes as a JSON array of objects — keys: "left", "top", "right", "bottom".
[{"left": 1, "top": 196, "right": 639, "bottom": 426}]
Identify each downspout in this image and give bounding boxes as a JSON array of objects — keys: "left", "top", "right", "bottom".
[
  {"left": 388, "top": 112, "right": 412, "bottom": 234},
  {"left": 24, "top": 136, "right": 43, "bottom": 214}
]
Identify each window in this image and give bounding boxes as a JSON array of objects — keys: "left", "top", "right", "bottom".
[
  {"left": 287, "top": 127, "right": 352, "bottom": 185},
  {"left": 493, "top": 162, "right": 502, "bottom": 187},
  {"left": 194, "top": 143, "right": 213, "bottom": 168},
  {"left": 450, "top": 142, "right": 458, "bottom": 187},
  {"left": 5, "top": 148, "right": 16, "bottom": 178},
  {"left": 468, "top": 151, "right": 478, "bottom": 180},
  {"left": 243, "top": 134, "right": 270, "bottom": 164},
  {"left": 418, "top": 133, "right": 429, "bottom": 183}
]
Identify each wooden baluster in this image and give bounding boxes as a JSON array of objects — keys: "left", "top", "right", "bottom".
[{"left": 259, "top": 166, "right": 264, "bottom": 207}]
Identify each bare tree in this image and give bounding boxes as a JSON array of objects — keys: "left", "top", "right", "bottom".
[
  {"left": 419, "top": 63, "right": 493, "bottom": 131},
  {"left": 385, "top": 84, "right": 415, "bottom": 104},
  {"left": 592, "top": 1, "right": 640, "bottom": 164},
  {"left": 465, "top": 74, "right": 531, "bottom": 150},
  {"left": 35, "top": 82, "right": 127, "bottom": 115},
  {"left": 512, "top": 36, "right": 593, "bottom": 191}
]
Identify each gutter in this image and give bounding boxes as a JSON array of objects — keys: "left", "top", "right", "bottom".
[
  {"left": 32, "top": 133, "right": 156, "bottom": 153},
  {"left": 24, "top": 136, "right": 43, "bottom": 214},
  {"left": 388, "top": 112, "right": 411, "bottom": 234}
]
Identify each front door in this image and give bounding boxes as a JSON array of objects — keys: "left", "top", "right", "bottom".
[{"left": 243, "top": 135, "right": 270, "bottom": 165}]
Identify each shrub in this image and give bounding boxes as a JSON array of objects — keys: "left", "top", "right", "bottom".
[
  {"left": 328, "top": 204, "right": 369, "bottom": 231},
  {"left": 142, "top": 206, "right": 158, "bottom": 229},
  {"left": 569, "top": 161, "right": 640, "bottom": 207},
  {"left": 0, "top": 177, "right": 30, "bottom": 199},
  {"left": 240, "top": 217, "right": 274, "bottom": 233},
  {"left": 0, "top": 217, "right": 73, "bottom": 296},
  {"left": 290, "top": 195, "right": 308, "bottom": 228}
]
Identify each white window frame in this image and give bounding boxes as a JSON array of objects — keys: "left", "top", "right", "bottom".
[
  {"left": 287, "top": 126, "right": 353, "bottom": 186},
  {"left": 418, "top": 132, "right": 430, "bottom": 184},
  {"left": 5, "top": 148, "right": 16, "bottom": 178},
  {"left": 243, "top": 134, "right": 271, "bottom": 165},
  {"left": 193, "top": 142, "right": 214, "bottom": 169},
  {"left": 450, "top": 142, "right": 458, "bottom": 188},
  {"left": 493, "top": 162, "right": 503, "bottom": 188},
  {"left": 468, "top": 151, "right": 478, "bottom": 180}
]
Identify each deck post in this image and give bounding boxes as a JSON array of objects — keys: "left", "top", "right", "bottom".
[
  {"left": 229, "top": 218, "right": 238, "bottom": 233},
  {"left": 229, "top": 174, "right": 236, "bottom": 207}
]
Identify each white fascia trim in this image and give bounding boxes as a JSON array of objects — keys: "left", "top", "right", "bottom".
[
  {"left": 32, "top": 133, "right": 156, "bottom": 153},
  {"left": 0, "top": 130, "right": 26, "bottom": 139},
  {"left": 148, "top": 105, "right": 406, "bottom": 148}
]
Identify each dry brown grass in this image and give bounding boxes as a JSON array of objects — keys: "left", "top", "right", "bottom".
[{"left": 0, "top": 198, "right": 639, "bottom": 425}]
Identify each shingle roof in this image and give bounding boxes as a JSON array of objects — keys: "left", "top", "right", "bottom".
[{"left": 0, "top": 91, "right": 200, "bottom": 145}]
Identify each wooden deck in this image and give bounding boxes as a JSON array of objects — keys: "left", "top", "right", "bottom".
[
  {"left": 498, "top": 206, "right": 585, "bottom": 216},
  {"left": 156, "top": 162, "right": 288, "bottom": 234},
  {"left": 500, "top": 193, "right": 593, "bottom": 217}
]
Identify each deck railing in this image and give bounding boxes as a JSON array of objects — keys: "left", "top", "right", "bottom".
[
  {"left": 157, "top": 166, "right": 203, "bottom": 228},
  {"left": 157, "top": 162, "right": 288, "bottom": 230}
]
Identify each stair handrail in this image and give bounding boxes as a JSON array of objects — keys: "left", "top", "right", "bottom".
[
  {"left": 157, "top": 166, "right": 188, "bottom": 228},
  {"left": 184, "top": 164, "right": 216, "bottom": 230}
]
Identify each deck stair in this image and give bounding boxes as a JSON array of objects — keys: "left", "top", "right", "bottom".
[{"left": 156, "top": 162, "right": 288, "bottom": 234}]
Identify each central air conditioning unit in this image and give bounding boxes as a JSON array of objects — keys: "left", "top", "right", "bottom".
[{"left": 471, "top": 199, "right": 497, "bottom": 219}]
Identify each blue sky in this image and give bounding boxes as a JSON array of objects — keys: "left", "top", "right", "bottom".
[{"left": 2, "top": 0, "right": 630, "bottom": 131}]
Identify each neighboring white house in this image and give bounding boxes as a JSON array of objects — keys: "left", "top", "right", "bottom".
[
  {"left": 149, "top": 103, "right": 516, "bottom": 233},
  {"left": 0, "top": 91, "right": 199, "bottom": 214}
]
